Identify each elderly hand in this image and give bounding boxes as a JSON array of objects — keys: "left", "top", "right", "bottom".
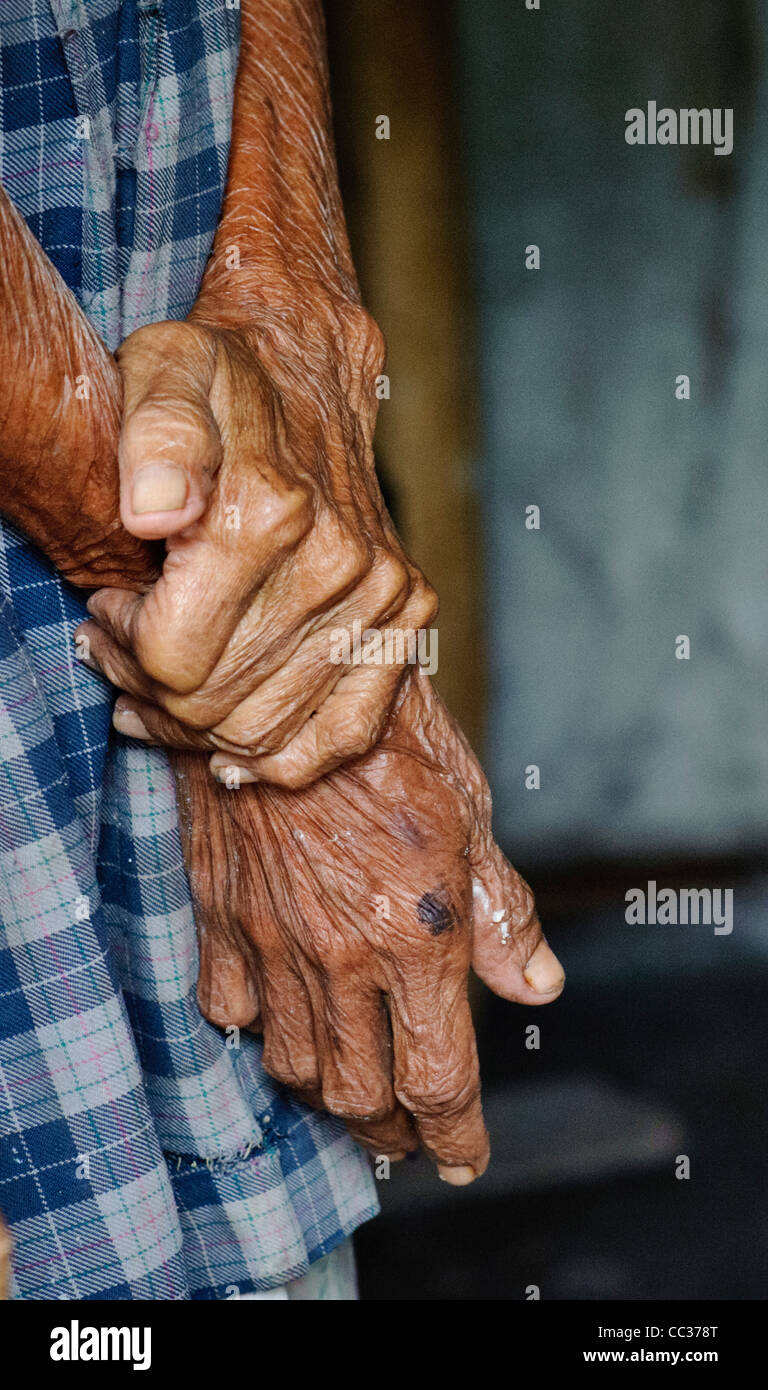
[
  {"left": 76, "top": 305, "right": 437, "bottom": 788},
  {"left": 174, "top": 668, "right": 565, "bottom": 1182},
  {"left": 0, "top": 129, "right": 562, "bottom": 1188}
]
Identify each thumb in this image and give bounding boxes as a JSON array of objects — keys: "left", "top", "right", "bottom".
[
  {"left": 470, "top": 834, "right": 565, "bottom": 1006},
  {"left": 116, "top": 321, "right": 222, "bottom": 539}
]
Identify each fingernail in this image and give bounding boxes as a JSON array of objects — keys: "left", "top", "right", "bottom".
[
  {"left": 437, "top": 1164, "right": 476, "bottom": 1186},
  {"left": 210, "top": 759, "right": 256, "bottom": 787},
  {"left": 524, "top": 940, "right": 565, "bottom": 994},
  {"left": 113, "top": 708, "right": 150, "bottom": 740},
  {"left": 131, "top": 464, "right": 187, "bottom": 514}
]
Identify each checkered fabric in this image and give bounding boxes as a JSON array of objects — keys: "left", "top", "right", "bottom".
[{"left": 0, "top": 0, "right": 377, "bottom": 1300}]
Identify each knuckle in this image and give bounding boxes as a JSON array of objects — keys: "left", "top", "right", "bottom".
[
  {"left": 321, "top": 1087, "right": 390, "bottom": 1122},
  {"left": 410, "top": 576, "right": 439, "bottom": 628},
  {"left": 116, "top": 323, "right": 167, "bottom": 375},
  {"left": 197, "top": 988, "right": 255, "bottom": 1032},
  {"left": 310, "top": 514, "right": 372, "bottom": 595},
  {"left": 343, "top": 305, "right": 387, "bottom": 377},
  {"left": 264, "top": 757, "right": 316, "bottom": 791},
  {"left": 127, "top": 397, "right": 214, "bottom": 462},
  {"left": 397, "top": 1060, "right": 478, "bottom": 1120},
  {"left": 93, "top": 645, "right": 125, "bottom": 686},
  {"left": 512, "top": 880, "right": 539, "bottom": 934},
  {"left": 314, "top": 936, "right": 356, "bottom": 976},
  {"left": 130, "top": 615, "right": 215, "bottom": 698},
  {"left": 512, "top": 896, "right": 543, "bottom": 963},
  {"left": 324, "top": 710, "right": 381, "bottom": 764},
  {"left": 263, "top": 1052, "right": 319, "bottom": 1094},
  {"left": 214, "top": 714, "right": 286, "bottom": 756},
  {"left": 333, "top": 534, "right": 373, "bottom": 594},
  {"left": 363, "top": 319, "right": 387, "bottom": 378},
  {"left": 261, "top": 1054, "right": 295, "bottom": 1088},
  {"left": 133, "top": 639, "right": 198, "bottom": 695},
  {"left": 162, "top": 693, "right": 216, "bottom": 728},
  {"left": 372, "top": 552, "right": 409, "bottom": 612},
  {"left": 261, "top": 482, "right": 314, "bottom": 550},
  {"left": 285, "top": 1055, "right": 321, "bottom": 1092},
  {"left": 293, "top": 1071, "right": 321, "bottom": 1095},
  {"left": 119, "top": 319, "right": 198, "bottom": 361}
]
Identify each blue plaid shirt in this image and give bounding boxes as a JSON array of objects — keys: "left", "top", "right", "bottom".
[{"left": 0, "top": 0, "right": 377, "bottom": 1300}]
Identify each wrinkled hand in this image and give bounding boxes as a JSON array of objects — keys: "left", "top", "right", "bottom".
[
  {"left": 77, "top": 307, "right": 437, "bottom": 788},
  {"left": 174, "top": 669, "right": 565, "bottom": 1182},
  {"left": 0, "top": 170, "right": 563, "bottom": 1188}
]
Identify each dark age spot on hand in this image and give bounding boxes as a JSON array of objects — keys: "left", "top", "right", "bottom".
[{"left": 417, "top": 890, "right": 455, "bottom": 936}]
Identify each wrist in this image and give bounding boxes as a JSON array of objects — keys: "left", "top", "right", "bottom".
[{"left": 190, "top": 278, "right": 385, "bottom": 439}]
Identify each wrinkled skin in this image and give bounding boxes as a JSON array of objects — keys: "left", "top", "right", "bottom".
[
  {"left": 77, "top": 307, "right": 438, "bottom": 789},
  {"left": 76, "top": 0, "right": 437, "bottom": 790},
  {"left": 0, "top": 0, "right": 565, "bottom": 1185},
  {"left": 0, "top": 178, "right": 564, "bottom": 1179},
  {"left": 175, "top": 668, "right": 556, "bottom": 1176}
]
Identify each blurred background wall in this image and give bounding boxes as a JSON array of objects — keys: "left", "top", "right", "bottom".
[
  {"left": 324, "top": 0, "right": 768, "bottom": 1300},
  {"left": 457, "top": 0, "right": 768, "bottom": 868}
]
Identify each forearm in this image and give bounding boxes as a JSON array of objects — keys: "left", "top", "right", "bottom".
[
  {"left": 196, "top": 0, "right": 359, "bottom": 317},
  {"left": 190, "top": 1, "right": 383, "bottom": 442},
  {"left": 0, "top": 184, "right": 158, "bottom": 589}
]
